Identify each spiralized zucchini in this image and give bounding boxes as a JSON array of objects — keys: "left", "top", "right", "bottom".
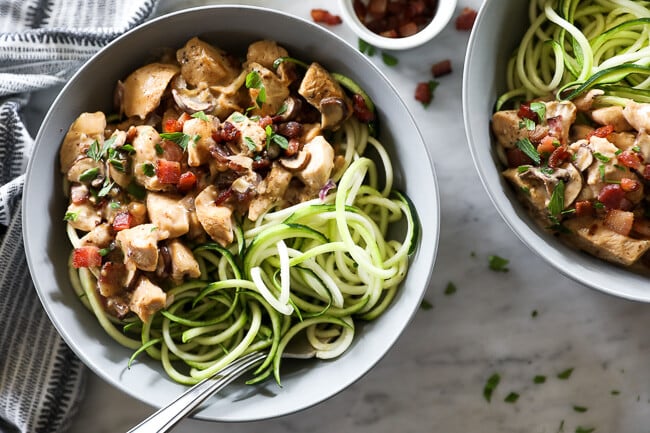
[
  {"left": 68, "top": 117, "right": 418, "bottom": 385},
  {"left": 497, "top": 0, "right": 650, "bottom": 110}
]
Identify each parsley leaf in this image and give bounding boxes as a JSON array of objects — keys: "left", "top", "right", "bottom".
[
  {"left": 557, "top": 368, "right": 574, "bottom": 380},
  {"left": 126, "top": 181, "right": 146, "bottom": 200},
  {"left": 142, "top": 163, "right": 155, "bottom": 177},
  {"left": 246, "top": 70, "right": 267, "bottom": 107},
  {"left": 191, "top": 111, "right": 210, "bottom": 121},
  {"left": 515, "top": 137, "right": 541, "bottom": 165},
  {"left": 382, "top": 52, "right": 398, "bottom": 66},
  {"left": 154, "top": 143, "right": 164, "bottom": 155},
  {"left": 593, "top": 152, "right": 611, "bottom": 163},
  {"left": 109, "top": 202, "right": 121, "bottom": 210},
  {"left": 160, "top": 132, "right": 191, "bottom": 152},
  {"left": 420, "top": 299, "right": 433, "bottom": 310},
  {"left": 519, "top": 118, "right": 536, "bottom": 131},
  {"left": 483, "top": 373, "right": 500, "bottom": 402},
  {"left": 79, "top": 167, "right": 99, "bottom": 182},
  {"left": 575, "top": 427, "right": 595, "bottom": 433},
  {"left": 530, "top": 101, "right": 546, "bottom": 123},
  {"left": 272, "top": 133, "right": 289, "bottom": 149},
  {"left": 231, "top": 112, "right": 247, "bottom": 123},
  {"left": 86, "top": 140, "right": 103, "bottom": 162},
  {"left": 533, "top": 375, "right": 546, "bottom": 384},
  {"left": 121, "top": 144, "right": 136, "bottom": 153},
  {"left": 488, "top": 255, "right": 509, "bottom": 272},
  {"left": 573, "top": 405, "right": 588, "bottom": 413},
  {"left": 358, "top": 38, "right": 375, "bottom": 56},
  {"left": 63, "top": 211, "right": 78, "bottom": 222},
  {"left": 444, "top": 281, "right": 457, "bottom": 295},
  {"left": 504, "top": 392, "right": 519, "bottom": 403},
  {"left": 244, "top": 136, "right": 257, "bottom": 151},
  {"left": 548, "top": 180, "right": 565, "bottom": 217},
  {"left": 97, "top": 178, "right": 114, "bottom": 197}
]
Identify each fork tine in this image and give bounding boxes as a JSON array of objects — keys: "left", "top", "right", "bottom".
[{"left": 126, "top": 351, "right": 266, "bottom": 433}]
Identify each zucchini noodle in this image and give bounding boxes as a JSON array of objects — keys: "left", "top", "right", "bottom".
[
  {"left": 497, "top": 0, "right": 650, "bottom": 110},
  {"left": 67, "top": 117, "right": 419, "bottom": 385}
]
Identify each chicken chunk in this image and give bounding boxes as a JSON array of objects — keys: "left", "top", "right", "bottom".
[
  {"left": 60, "top": 112, "right": 106, "bottom": 173},
  {"left": 79, "top": 223, "right": 112, "bottom": 248},
  {"left": 296, "top": 135, "right": 335, "bottom": 192},
  {"left": 116, "top": 223, "right": 161, "bottom": 272},
  {"left": 591, "top": 106, "right": 632, "bottom": 132},
  {"left": 298, "top": 62, "right": 352, "bottom": 130},
  {"left": 66, "top": 202, "right": 101, "bottom": 232},
  {"left": 131, "top": 126, "right": 173, "bottom": 192},
  {"left": 183, "top": 117, "right": 216, "bottom": 167},
  {"left": 622, "top": 101, "right": 650, "bottom": 131},
  {"left": 247, "top": 62, "right": 290, "bottom": 117},
  {"left": 122, "top": 63, "right": 179, "bottom": 119},
  {"left": 245, "top": 40, "right": 289, "bottom": 72},
  {"left": 146, "top": 192, "right": 190, "bottom": 239},
  {"left": 225, "top": 112, "right": 266, "bottom": 154},
  {"left": 176, "top": 37, "right": 241, "bottom": 87},
  {"left": 491, "top": 110, "right": 547, "bottom": 149},
  {"left": 167, "top": 239, "right": 201, "bottom": 283},
  {"left": 195, "top": 186, "right": 234, "bottom": 246},
  {"left": 129, "top": 276, "right": 167, "bottom": 323},
  {"left": 248, "top": 163, "right": 293, "bottom": 221}
]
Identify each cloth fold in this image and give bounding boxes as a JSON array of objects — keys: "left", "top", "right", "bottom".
[{"left": 0, "top": 1, "right": 160, "bottom": 432}]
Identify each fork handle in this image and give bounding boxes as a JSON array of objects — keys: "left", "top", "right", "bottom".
[{"left": 126, "top": 351, "right": 266, "bottom": 433}]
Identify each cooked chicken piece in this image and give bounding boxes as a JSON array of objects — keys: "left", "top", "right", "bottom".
[
  {"left": 636, "top": 130, "right": 650, "bottom": 162},
  {"left": 225, "top": 112, "right": 266, "bottom": 154},
  {"left": 146, "top": 192, "right": 189, "bottom": 239},
  {"left": 568, "top": 140, "right": 593, "bottom": 172},
  {"left": 502, "top": 167, "right": 548, "bottom": 212},
  {"left": 591, "top": 106, "right": 632, "bottom": 132},
  {"left": 183, "top": 117, "right": 216, "bottom": 167},
  {"left": 298, "top": 62, "right": 352, "bottom": 130},
  {"left": 67, "top": 157, "right": 104, "bottom": 184},
  {"left": 129, "top": 276, "right": 167, "bottom": 323},
  {"left": 195, "top": 186, "right": 234, "bottom": 246},
  {"left": 572, "top": 89, "right": 604, "bottom": 112},
  {"left": 570, "top": 124, "right": 594, "bottom": 142},
  {"left": 98, "top": 262, "right": 127, "bottom": 298},
  {"left": 247, "top": 62, "right": 290, "bottom": 117},
  {"left": 245, "top": 40, "right": 290, "bottom": 75},
  {"left": 106, "top": 130, "right": 132, "bottom": 188},
  {"left": 296, "top": 135, "right": 335, "bottom": 192},
  {"left": 66, "top": 202, "right": 101, "bottom": 232},
  {"left": 121, "top": 63, "right": 179, "bottom": 119},
  {"left": 563, "top": 217, "right": 650, "bottom": 266},
  {"left": 248, "top": 163, "right": 293, "bottom": 221},
  {"left": 167, "top": 239, "right": 201, "bottom": 283},
  {"left": 622, "top": 101, "right": 650, "bottom": 131},
  {"left": 179, "top": 195, "right": 207, "bottom": 240},
  {"left": 131, "top": 126, "right": 173, "bottom": 192},
  {"left": 491, "top": 110, "right": 548, "bottom": 149},
  {"left": 608, "top": 132, "right": 636, "bottom": 151},
  {"left": 60, "top": 112, "right": 106, "bottom": 173},
  {"left": 176, "top": 37, "right": 241, "bottom": 87},
  {"left": 210, "top": 70, "right": 248, "bottom": 120},
  {"left": 79, "top": 223, "right": 112, "bottom": 248},
  {"left": 116, "top": 223, "right": 161, "bottom": 272},
  {"left": 545, "top": 101, "right": 577, "bottom": 145}
]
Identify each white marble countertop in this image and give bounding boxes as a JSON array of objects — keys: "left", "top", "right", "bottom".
[{"left": 52, "top": 1, "right": 650, "bottom": 432}]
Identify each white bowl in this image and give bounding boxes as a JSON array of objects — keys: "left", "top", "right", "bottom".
[
  {"left": 463, "top": 0, "right": 650, "bottom": 302},
  {"left": 338, "top": 0, "right": 457, "bottom": 50},
  {"left": 23, "top": 5, "right": 440, "bottom": 421}
]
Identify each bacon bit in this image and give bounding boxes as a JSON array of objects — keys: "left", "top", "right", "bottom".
[
  {"left": 644, "top": 164, "right": 650, "bottom": 181},
  {"left": 156, "top": 159, "right": 181, "bottom": 184},
  {"left": 353, "top": 0, "right": 367, "bottom": 20},
  {"left": 284, "top": 138, "right": 301, "bottom": 157},
  {"left": 311, "top": 9, "right": 342, "bottom": 25},
  {"left": 415, "top": 82, "right": 433, "bottom": 105},
  {"left": 455, "top": 7, "right": 477, "bottom": 31},
  {"left": 70, "top": 185, "right": 88, "bottom": 204},
  {"left": 112, "top": 212, "right": 133, "bottom": 232},
  {"left": 352, "top": 94, "right": 375, "bottom": 123},
  {"left": 258, "top": 116, "right": 273, "bottom": 129},
  {"left": 586, "top": 124, "right": 615, "bottom": 141},
  {"left": 633, "top": 218, "right": 650, "bottom": 238},
  {"left": 517, "top": 103, "right": 539, "bottom": 123},
  {"left": 72, "top": 246, "right": 102, "bottom": 268},
  {"left": 548, "top": 146, "right": 571, "bottom": 168},
  {"left": 368, "top": 0, "right": 388, "bottom": 18},
  {"left": 381, "top": 29, "right": 400, "bottom": 38},
  {"left": 214, "top": 188, "right": 233, "bottom": 206},
  {"left": 126, "top": 126, "right": 137, "bottom": 144},
  {"left": 547, "top": 116, "right": 564, "bottom": 141},
  {"left": 537, "top": 135, "right": 557, "bottom": 155},
  {"left": 431, "top": 59, "right": 452, "bottom": 78},
  {"left": 213, "top": 121, "right": 240, "bottom": 143},
  {"left": 163, "top": 118, "right": 183, "bottom": 133},
  {"left": 177, "top": 171, "right": 197, "bottom": 193},
  {"left": 618, "top": 151, "right": 642, "bottom": 170},
  {"left": 398, "top": 22, "right": 419, "bottom": 37},
  {"left": 160, "top": 139, "right": 184, "bottom": 162},
  {"left": 620, "top": 177, "right": 640, "bottom": 192},
  {"left": 598, "top": 184, "right": 626, "bottom": 210},
  {"left": 604, "top": 209, "right": 634, "bottom": 236},
  {"left": 575, "top": 200, "right": 594, "bottom": 218},
  {"left": 506, "top": 148, "right": 534, "bottom": 168}
]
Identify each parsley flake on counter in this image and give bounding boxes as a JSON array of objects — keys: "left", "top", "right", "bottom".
[
  {"left": 531, "top": 309, "right": 538, "bottom": 318},
  {"left": 444, "top": 281, "right": 457, "bottom": 296},
  {"left": 420, "top": 299, "right": 433, "bottom": 310},
  {"left": 533, "top": 375, "right": 546, "bottom": 384},
  {"left": 488, "top": 255, "right": 509, "bottom": 272},
  {"left": 358, "top": 38, "right": 376, "bottom": 56},
  {"left": 382, "top": 52, "right": 398, "bottom": 66},
  {"left": 557, "top": 368, "right": 574, "bottom": 380},
  {"left": 483, "top": 373, "right": 500, "bottom": 402},
  {"left": 573, "top": 405, "right": 588, "bottom": 413},
  {"left": 611, "top": 390, "right": 620, "bottom": 395},
  {"left": 504, "top": 392, "right": 519, "bottom": 403},
  {"left": 575, "top": 427, "right": 595, "bottom": 433}
]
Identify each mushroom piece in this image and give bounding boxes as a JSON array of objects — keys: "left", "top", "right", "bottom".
[
  {"left": 171, "top": 75, "right": 216, "bottom": 114},
  {"left": 273, "top": 96, "right": 302, "bottom": 122},
  {"left": 562, "top": 163, "right": 583, "bottom": 208},
  {"left": 568, "top": 140, "right": 593, "bottom": 172},
  {"left": 519, "top": 164, "right": 582, "bottom": 209},
  {"left": 279, "top": 149, "right": 311, "bottom": 171},
  {"left": 121, "top": 62, "right": 179, "bottom": 119},
  {"left": 194, "top": 185, "right": 234, "bottom": 247},
  {"left": 295, "top": 136, "right": 335, "bottom": 192},
  {"left": 298, "top": 62, "right": 352, "bottom": 130},
  {"left": 319, "top": 97, "right": 349, "bottom": 130}
]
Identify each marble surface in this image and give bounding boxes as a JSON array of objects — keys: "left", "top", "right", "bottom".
[{"left": 36, "top": 1, "right": 650, "bottom": 432}]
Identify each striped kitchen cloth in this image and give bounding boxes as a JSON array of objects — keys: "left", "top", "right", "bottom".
[{"left": 0, "top": 1, "right": 159, "bottom": 432}]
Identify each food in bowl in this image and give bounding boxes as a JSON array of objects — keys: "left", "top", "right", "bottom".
[
  {"left": 352, "top": 0, "right": 438, "bottom": 38},
  {"left": 59, "top": 36, "right": 417, "bottom": 385},
  {"left": 490, "top": 0, "right": 650, "bottom": 270}
]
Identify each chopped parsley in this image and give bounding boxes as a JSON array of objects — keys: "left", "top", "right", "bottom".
[
  {"left": 488, "top": 255, "right": 509, "bottom": 272},
  {"left": 109, "top": 159, "right": 125, "bottom": 172},
  {"left": 276, "top": 102, "right": 288, "bottom": 116},
  {"left": 150, "top": 226, "right": 158, "bottom": 232},
  {"left": 573, "top": 405, "right": 588, "bottom": 413},
  {"left": 593, "top": 201, "right": 605, "bottom": 209},
  {"left": 548, "top": 180, "right": 565, "bottom": 217},
  {"left": 381, "top": 52, "right": 398, "bottom": 66},
  {"left": 515, "top": 137, "right": 541, "bottom": 164},
  {"left": 358, "top": 38, "right": 376, "bottom": 56},
  {"left": 611, "top": 390, "right": 620, "bottom": 395},
  {"left": 530, "top": 101, "right": 546, "bottom": 122},
  {"left": 265, "top": 125, "right": 289, "bottom": 149},
  {"left": 191, "top": 111, "right": 210, "bottom": 121},
  {"left": 142, "top": 163, "right": 155, "bottom": 177},
  {"left": 614, "top": 148, "right": 623, "bottom": 155},
  {"left": 154, "top": 143, "right": 164, "bottom": 155},
  {"left": 531, "top": 309, "right": 538, "bottom": 318},
  {"left": 504, "top": 392, "right": 519, "bottom": 403},
  {"left": 121, "top": 144, "right": 136, "bottom": 153},
  {"left": 231, "top": 112, "right": 247, "bottom": 123},
  {"left": 593, "top": 152, "right": 611, "bottom": 163},
  {"left": 575, "top": 427, "right": 595, "bottom": 433},
  {"left": 444, "top": 281, "right": 457, "bottom": 295},
  {"left": 98, "top": 247, "right": 112, "bottom": 256},
  {"left": 519, "top": 118, "right": 536, "bottom": 131},
  {"left": 632, "top": 145, "right": 641, "bottom": 152},
  {"left": 598, "top": 164, "right": 606, "bottom": 181},
  {"left": 160, "top": 132, "right": 191, "bottom": 152},
  {"left": 533, "top": 375, "right": 546, "bottom": 384},
  {"left": 517, "top": 165, "right": 531, "bottom": 174},
  {"left": 420, "top": 299, "right": 433, "bottom": 310},
  {"left": 109, "top": 201, "right": 121, "bottom": 210},
  {"left": 244, "top": 136, "right": 257, "bottom": 151},
  {"left": 97, "top": 178, "right": 114, "bottom": 197},
  {"left": 557, "top": 367, "right": 574, "bottom": 380},
  {"left": 483, "top": 373, "right": 500, "bottom": 402},
  {"left": 79, "top": 167, "right": 99, "bottom": 182},
  {"left": 245, "top": 70, "right": 267, "bottom": 108},
  {"left": 126, "top": 181, "right": 146, "bottom": 200},
  {"left": 63, "top": 211, "right": 78, "bottom": 222}
]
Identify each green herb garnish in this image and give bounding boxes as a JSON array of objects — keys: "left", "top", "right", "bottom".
[
  {"left": 109, "top": 202, "right": 121, "bottom": 210},
  {"left": 109, "top": 159, "right": 125, "bottom": 172},
  {"left": 548, "top": 180, "right": 565, "bottom": 217},
  {"left": 632, "top": 145, "right": 641, "bottom": 152},
  {"left": 142, "top": 163, "right": 155, "bottom": 177},
  {"left": 246, "top": 70, "right": 267, "bottom": 108},
  {"left": 593, "top": 152, "right": 611, "bottom": 163},
  {"left": 231, "top": 112, "right": 247, "bottom": 123},
  {"left": 557, "top": 368, "right": 574, "bottom": 380},
  {"left": 160, "top": 132, "right": 191, "bottom": 152},
  {"left": 420, "top": 299, "right": 433, "bottom": 310},
  {"left": 126, "top": 181, "right": 146, "bottom": 200},
  {"left": 530, "top": 101, "right": 546, "bottom": 122},
  {"left": 97, "top": 178, "right": 114, "bottom": 197},
  {"left": 63, "top": 211, "right": 78, "bottom": 222},
  {"left": 533, "top": 375, "right": 546, "bottom": 384},
  {"left": 358, "top": 38, "right": 375, "bottom": 56},
  {"left": 276, "top": 102, "right": 288, "bottom": 116},
  {"left": 519, "top": 118, "right": 536, "bottom": 131},
  {"left": 573, "top": 405, "right": 588, "bottom": 413},
  {"left": 488, "top": 255, "right": 509, "bottom": 272},
  {"left": 191, "top": 111, "right": 209, "bottom": 121},
  {"left": 504, "top": 392, "right": 519, "bottom": 403},
  {"left": 244, "top": 136, "right": 257, "bottom": 152},
  {"left": 381, "top": 52, "right": 398, "bottom": 66},
  {"left": 515, "top": 137, "right": 541, "bottom": 164},
  {"left": 79, "top": 167, "right": 99, "bottom": 182},
  {"left": 483, "top": 373, "right": 500, "bottom": 402},
  {"left": 575, "top": 427, "right": 595, "bottom": 433},
  {"left": 598, "top": 164, "right": 606, "bottom": 181},
  {"left": 611, "top": 390, "right": 620, "bottom": 395},
  {"left": 121, "top": 144, "right": 136, "bottom": 153},
  {"left": 444, "top": 281, "right": 457, "bottom": 295},
  {"left": 517, "top": 165, "right": 531, "bottom": 174},
  {"left": 154, "top": 143, "right": 164, "bottom": 155}
]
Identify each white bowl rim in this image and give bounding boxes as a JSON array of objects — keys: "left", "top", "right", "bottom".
[
  {"left": 338, "top": 0, "right": 457, "bottom": 50},
  {"left": 462, "top": 0, "right": 650, "bottom": 303}
]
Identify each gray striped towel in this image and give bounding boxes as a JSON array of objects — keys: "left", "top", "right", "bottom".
[{"left": 0, "top": 1, "right": 159, "bottom": 432}]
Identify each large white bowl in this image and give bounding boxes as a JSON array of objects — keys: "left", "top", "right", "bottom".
[
  {"left": 23, "top": 5, "right": 440, "bottom": 422},
  {"left": 463, "top": 0, "right": 650, "bottom": 302}
]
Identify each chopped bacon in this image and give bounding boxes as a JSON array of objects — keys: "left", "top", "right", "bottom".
[
  {"left": 160, "top": 139, "right": 184, "bottom": 162},
  {"left": 506, "top": 148, "right": 534, "bottom": 168},
  {"left": 353, "top": 0, "right": 367, "bottom": 20},
  {"left": 575, "top": 200, "right": 594, "bottom": 218},
  {"left": 517, "top": 103, "right": 539, "bottom": 123},
  {"left": 311, "top": 9, "right": 342, "bottom": 25},
  {"left": 156, "top": 159, "right": 181, "bottom": 184},
  {"left": 598, "top": 184, "right": 626, "bottom": 210},
  {"left": 415, "top": 82, "right": 433, "bottom": 105},
  {"left": 537, "top": 135, "right": 557, "bottom": 155},
  {"left": 618, "top": 151, "right": 642, "bottom": 170},
  {"left": 381, "top": 29, "right": 400, "bottom": 38},
  {"left": 586, "top": 124, "right": 615, "bottom": 141},
  {"left": 455, "top": 7, "right": 477, "bottom": 31},
  {"left": 548, "top": 145, "right": 571, "bottom": 168},
  {"left": 431, "top": 59, "right": 452, "bottom": 78},
  {"left": 604, "top": 209, "right": 634, "bottom": 236},
  {"left": 620, "top": 177, "right": 640, "bottom": 192},
  {"left": 72, "top": 246, "right": 102, "bottom": 268},
  {"left": 547, "top": 116, "right": 564, "bottom": 142},
  {"left": 112, "top": 212, "right": 133, "bottom": 232},
  {"left": 70, "top": 184, "right": 88, "bottom": 204},
  {"left": 258, "top": 116, "right": 273, "bottom": 129},
  {"left": 398, "top": 22, "right": 418, "bottom": 37},
  {"left": 163, "top": 118, "right": 183, "bottom": 133},
  {"left": 644, "top": 164, "right": 650, "bottom": 181},
  {"left": 177, "top": 171, "right": 197, "bottom": 193},
  {"left": 214, "top": 188, "right": 233, "bottom": 206},
  {"left": 213, "top": 121, "right": 240, "bottom": 143},
  {"left": 352, "top": 94, "right": 375, "bottom": 122}
]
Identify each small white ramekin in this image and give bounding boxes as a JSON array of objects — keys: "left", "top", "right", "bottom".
[{"left": 338, "top": 0, "right": 457, "bottom": 50}]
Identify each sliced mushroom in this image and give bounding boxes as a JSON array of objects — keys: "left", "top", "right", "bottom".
[
  {"left": 562, "top": 163, "right": 583, "bottom": 208},
  {"left": 279, "top": 149, "right": 311, "bottom": 171},
  {"left": 171, "top": 75, "right": 216, "bottom": 114},
  {"left": 298, "top": 62, "right": 352, "bottom": 130},
  {"left": 121, "top": 62, "right": 179, "bottom": 119},
  {"left": 568, "top": 140, "right": 593, "bottom": 171},
  {"left": 319, "top": 97, "right": 349, "bottom": 130},
  {"left": 194, "top": 185, "right": 234, "bottom": 247},
  {"left": 273, "top": 96, "right": 302, "bottom": 121}
]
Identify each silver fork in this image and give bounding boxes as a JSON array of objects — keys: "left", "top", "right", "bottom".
[{"left": 126, "top": 351, "right": 267, "bottom": 433}]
